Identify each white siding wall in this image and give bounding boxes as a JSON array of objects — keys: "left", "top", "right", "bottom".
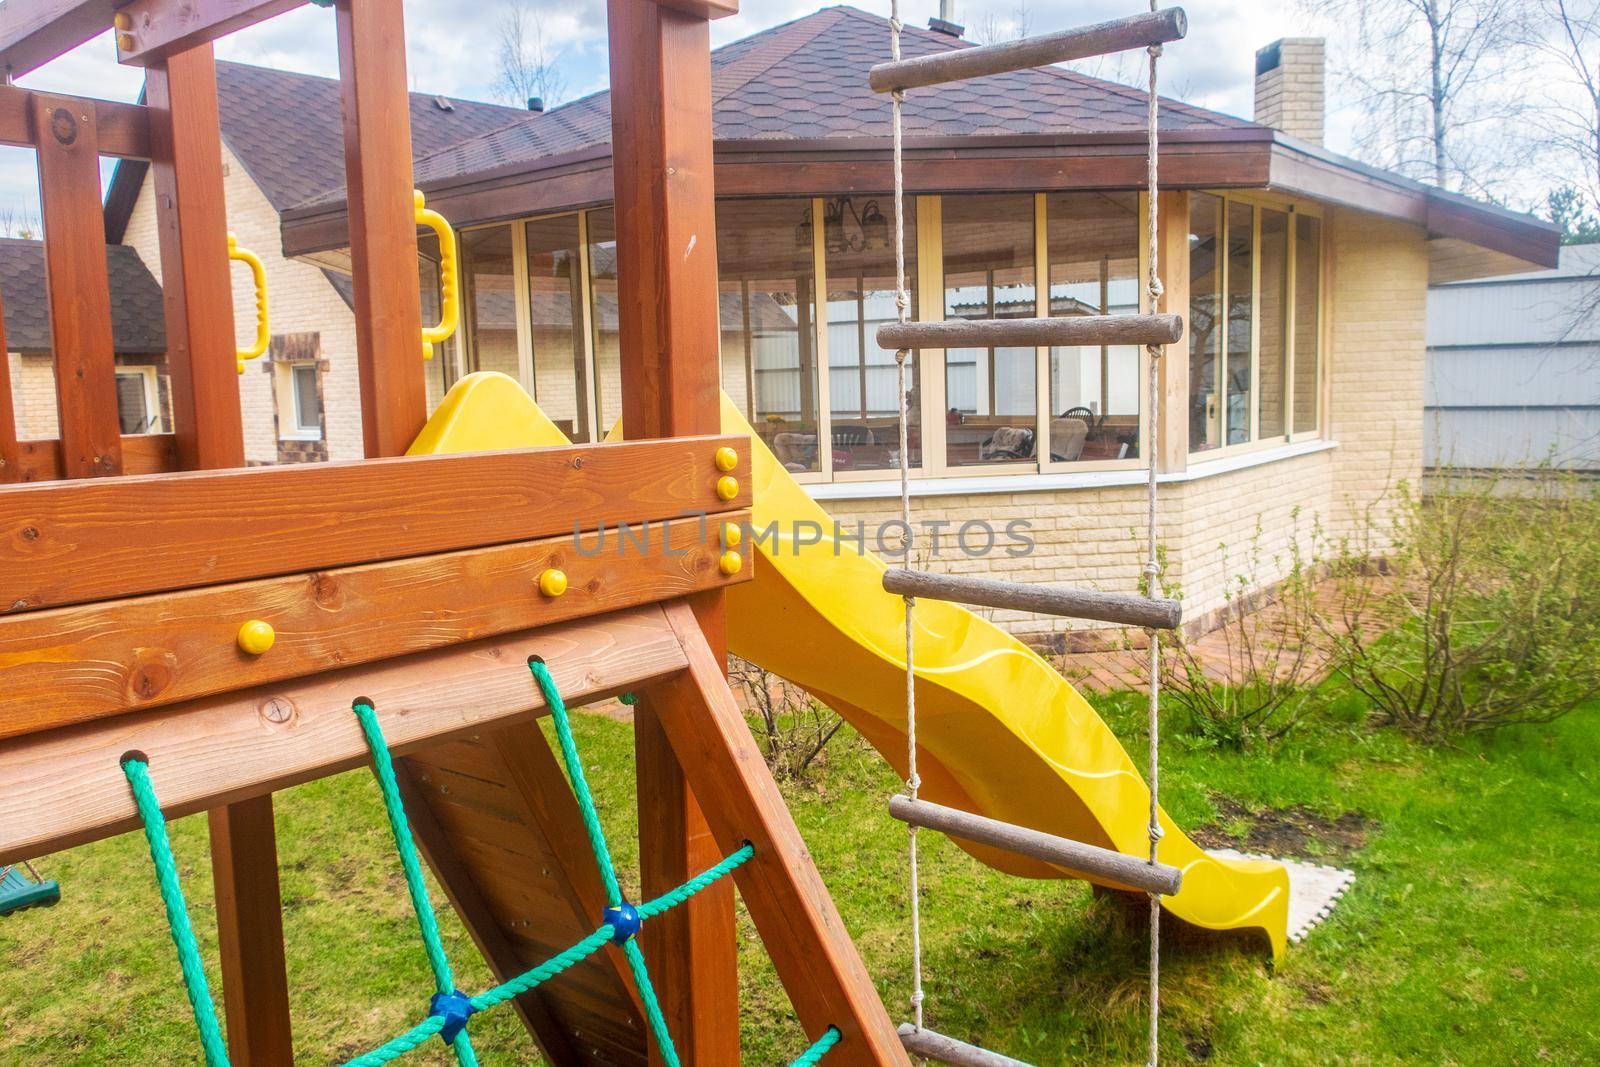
[{"left": 1426, "top": 244, "right": 1600, "bottom": 470}]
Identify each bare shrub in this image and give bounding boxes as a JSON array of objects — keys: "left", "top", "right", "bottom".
[
  {"left": 1156, "top": 515, "right": 1330, "bottom": 749},
  {"left": 1321, "top": 469, "right": 1600, "bottom": 738},
  {"left": 728, "top": 657, "right": 844, "bottom": 782}
]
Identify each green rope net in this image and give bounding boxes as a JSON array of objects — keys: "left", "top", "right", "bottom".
[{"left": 122, "top": 655, "right": 844, "bottom": 1066}]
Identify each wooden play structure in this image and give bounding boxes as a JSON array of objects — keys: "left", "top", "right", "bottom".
[
  {"left": 0, "top": 0, "right": 1321, "bottom": 1063},
  {"left": 0, "top": 0, "right": 907, "bottom": 1062}
]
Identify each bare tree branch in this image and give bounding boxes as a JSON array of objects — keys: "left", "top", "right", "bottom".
[{"left": 494, "top": 0, "right": 567, "bottom": 110}]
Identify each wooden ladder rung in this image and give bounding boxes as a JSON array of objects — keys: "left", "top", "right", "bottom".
[
  {"left": 876, "top": 314, "right": 1182, "bottom": 353},
  {"left": 898, "top": 1023, "right": 1034, "bottom": 1066},
  {"left": 889, "top": 796, "right": 1182, "bottom": 896},
  {"left": 869, "top": 8, "right": 1188, "bottom": 93},
  {"left": 882, "top": 568, "right": 1182, "bottom": 631}
]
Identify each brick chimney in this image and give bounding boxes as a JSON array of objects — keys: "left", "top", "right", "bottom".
[{"left": 1253, "top": 38, "right": 1324, "bottom": 145}]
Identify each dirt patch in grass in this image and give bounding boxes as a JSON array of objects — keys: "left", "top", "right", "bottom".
[{"left": 1190, "top": 796, "right": 1373, "bottom": 862}]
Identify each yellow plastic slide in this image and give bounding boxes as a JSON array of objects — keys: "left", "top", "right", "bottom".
[{"left": 412, "top": 373, "right": 1290, "bottom": 958}]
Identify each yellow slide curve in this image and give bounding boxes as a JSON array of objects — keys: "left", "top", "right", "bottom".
[{"left": 412, "top": 373, "right": 1290, "bottom": 959}]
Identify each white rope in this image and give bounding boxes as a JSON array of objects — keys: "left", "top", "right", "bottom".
[
  {"left": 882, "top": 8, "right": 1168, "bottom": 1064},
  {"left": 888, "top": 0, "right": 925, "bottom": 1035},
  {"left": 1143, "top": 20, "right": 1166, "bottom": 1067}
]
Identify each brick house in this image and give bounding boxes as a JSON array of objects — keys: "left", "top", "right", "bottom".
[
  {"left": 99, "top": 8, "right": 1559, "bottom": 641},
  {"left": 2, "top": 237, "right": 168, "bottom": 442}
]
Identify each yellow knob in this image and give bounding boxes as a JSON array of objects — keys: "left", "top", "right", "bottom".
[
  {"left": 721, "top": 521, "right": 742, "bottom": 548},
  {"left": 718, "top": 550, "right": 743, "bottom": 576},
  {"left": 113, "top": 11, "right": 131, "bottom": 29},
  {"left": 714, "top": 446, "right": 739, "bottom": 472},
  {"left": 538, "top": 568, "right": 568, "bottom": 597},
  {"left": 715, "top": 475, "right": 739, "bottom": 501},
  {"left": 237, "top": 619, "right": 275, "bottom": 655}
]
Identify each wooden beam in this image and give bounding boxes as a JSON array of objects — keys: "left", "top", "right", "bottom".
[
  {"left": 647, "top": 602, "right": 910, "bottom": 1066},
  {"left": 897, "top": 1026, "right": 1029, "bottom": 1067},
  {"left": 0, "top": 0, "right": 118, "bottom": 80},
  {"left": 393, "top": 759, "right": 590, "bottom": 1063},
  {"left": 114, "top": 0, "right": 304, "bottom": 67},
  {"left": 0, "top": 511, "right": 751, "bottom": 740},
  {"left": 0, "top": 84, "right": 152, "bottom": 156},
  {"left": 145, "top": 45, "right": 244, "bottom": 470},
  {"left": 608, "top": 1, "right": 737, "bottom": 1060},
  {"left": 650, "top": 0, "right": 738, "bottom": 21},
  {"left": 0, "top": 604, "right": 687, "bottom": 864},
  {"left": 0, "top": 434, "right": 751, "bottom": 612},
  {"left": 33, "top": 92, "right": 121, "bottom": 478},
  {"left": 335, "top": 0, "right": 427, "bottom": 459},
  {"left": 869, "top": 8, "right": 1188, "bottom": 93},
  {"left": 208, "top": 795, "right": 294, "bottom": 1066},
  {"left": 877, "top": 314, "right": 1183, "bottom": 352},
  {"left": 9, "top": 431, "right": 177, "bottom": 480},
  {"left": 887, "top": 796, "right": 1182, "bottom": 895},
  {"left": 881, "top": 568, "right": 1181, "bottom": 630}
]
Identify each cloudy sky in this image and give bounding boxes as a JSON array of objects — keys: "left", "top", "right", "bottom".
[{"left": 0, "top": 0, "right": 1431, "bottom": 227}]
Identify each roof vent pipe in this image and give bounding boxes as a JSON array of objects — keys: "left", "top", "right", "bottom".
[
  {"left": 527, "top": 96, "right": 545, "bottom": 112},
  {"left": 928, "top": 0, "right": 964, "bottom": 37}
]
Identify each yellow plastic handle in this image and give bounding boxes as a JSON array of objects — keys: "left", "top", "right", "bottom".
[
  {"left": 415, "top": 189, "right": 460, "bottom": 360},
  {"left": 228, "top": 232, "right": 269, "bottom": 374}
]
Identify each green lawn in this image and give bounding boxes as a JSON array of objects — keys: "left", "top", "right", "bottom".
[{"left": 3, "top": 703, "right": 1597, "bottom": 1065}]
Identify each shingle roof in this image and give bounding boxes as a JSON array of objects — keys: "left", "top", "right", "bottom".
[
  {"left": 409, "top": 5, "right": 1247, "bottom": 188},
  {"left": 0, "top": 239, "right": 166, "bottom": 353},
  {"left": 213, "top": 61, "right": 530, "bottom": 212}
]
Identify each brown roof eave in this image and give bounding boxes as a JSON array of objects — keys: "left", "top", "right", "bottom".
[
  {"left": 1267, "top": 133, "right": 1559, "bottom": 268},
  {"left": 280, "top": 128, "right": 1557, "bottom": 271}
]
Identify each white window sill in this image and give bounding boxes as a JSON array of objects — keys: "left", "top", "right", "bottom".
[
  {"left": 805, "top": 438, "right": 1339, "bottom": 501},
  {"left": 278, "top": 432, "right": 324, "bottom": 443}
]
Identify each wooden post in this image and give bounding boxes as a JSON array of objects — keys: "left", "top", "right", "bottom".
[
  {"left": 146, "top": 44, "right": 245, "bottom": 470},
  {"left": 32, "top": 92, "right": 121, "bottom": 478},
  {"left": 335, "top": 0, "right": 426, "bottom": 459},
  {"left": 649, "top": 603, "right": 911, "bottom": 1066},
  {"left": 1155, "top": 190, "right": 1190, "bottom": 475},
  {"left": 149, "top": 44, "right": 293, "bottom": 1065},
  {"left": 607, "top": 1, "right": 739, "bottom": 1062}
]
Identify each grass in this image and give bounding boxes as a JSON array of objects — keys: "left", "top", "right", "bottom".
[{"left": 3, "top": 703, "right": 1598, "bottom": 1064}]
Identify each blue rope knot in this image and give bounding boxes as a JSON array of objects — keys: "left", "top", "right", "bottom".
[
  {"left": 428, "top": 989, "right": 477, "bottom": 1044},
  {"left": 603, "top": 901, "right": 641, "bottom": 945}
]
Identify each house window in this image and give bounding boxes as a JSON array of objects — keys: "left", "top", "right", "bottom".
[
  {"left": 114, "top": 366, "right": 161, "bottom": 435},
  {"left": 461, "top": 224, "right": 518, "bottom": 383},
  {"left": 1189, "top": 193, "right": 1323, "bottom": 455},
  {"left": 586, "top": 209, "right": 622, "bottom": 436},
  {"left": 715, "top": 199, "right": 822, "bottom": 472},
  {"left": 524, "top": 215, "right": 591, "bottom": 442},
  {"left": 941, "top": 193, "right": 1038, "bottom": 468},
  {"left": 823, "top": 196, "right": 916, "bottom": 473},
  {"left": 274, "top": 361, "right": 323, "bottom": 439},
  {"left": 1046, "top": 191, "right": 1141, "bottom": 463}
]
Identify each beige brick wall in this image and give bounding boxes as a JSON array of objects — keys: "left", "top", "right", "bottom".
[
  {"left": 1326, "top": 207, "right": 1427, "bottom": 534},
  {"left": 122, "top": 146, "right": 367, "bottom": 463},
  {"left": 7, "top": 352, "right": 58, "bottom": 439}
]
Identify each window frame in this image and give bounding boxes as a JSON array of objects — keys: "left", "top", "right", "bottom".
[
  {"left": 113, "top": 364, "right": 161, "bottom": 436},
  {"left": 1188, "top": 190, "right": 1326, "bottom": 464}
]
